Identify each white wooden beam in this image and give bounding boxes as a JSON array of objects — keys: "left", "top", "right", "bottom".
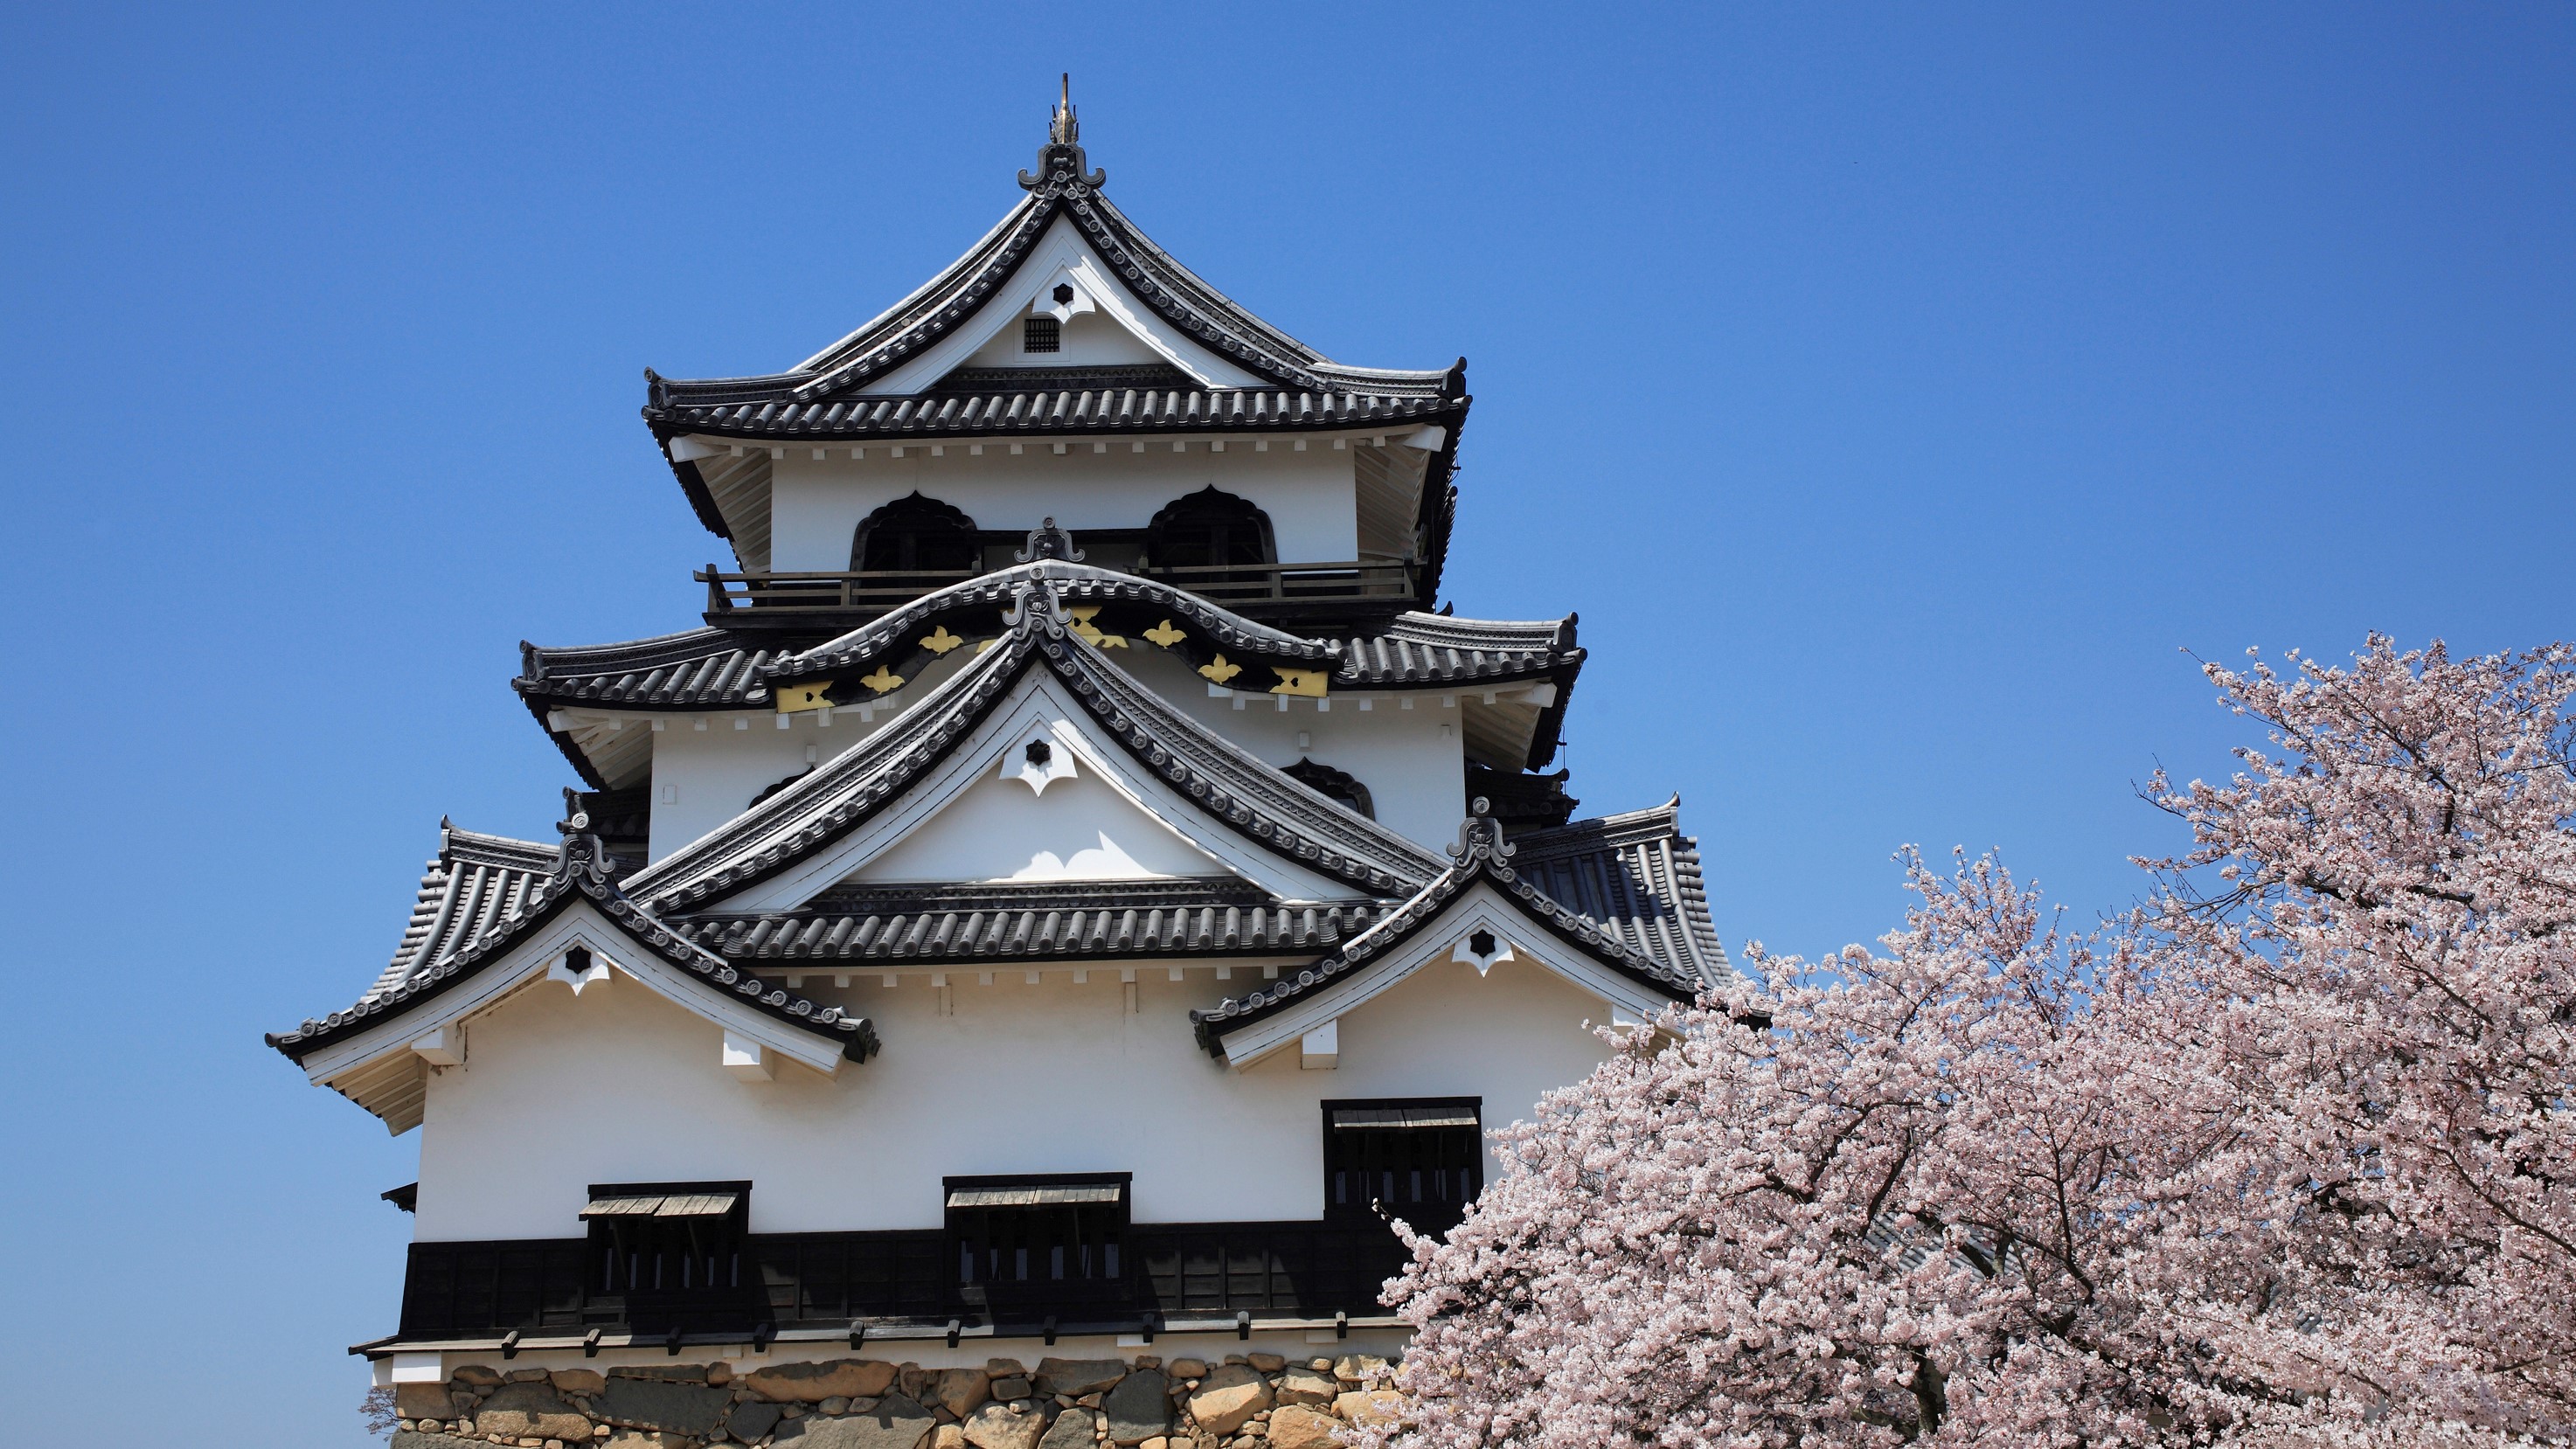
[
  {"left": 722, "top": 1031, "right": 773, "bottom": 1083},
  {"left": 1301, "top": 1021, "right": 1339, "bottom": 1071},
  {"left": 410, "top": 1027, "right": 462, "bottom": 1068}
]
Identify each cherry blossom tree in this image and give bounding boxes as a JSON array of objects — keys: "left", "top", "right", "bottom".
[{"left": 1362, "top": 635, "right": 2575, "bottom": 1447}]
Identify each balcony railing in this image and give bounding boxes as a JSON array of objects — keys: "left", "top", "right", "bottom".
[
  {"left": 696, "top": 558, "right": 1420, "bottom": 622},
  {"left": 395, "top": 1219, "right": 1413, "bottom": 1342}
]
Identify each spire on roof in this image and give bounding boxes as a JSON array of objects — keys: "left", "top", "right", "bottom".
[
  {"left": 1019, "top": 74, "right": 1106, "bottom": 197},
  {"left": 1051, "top": 73, "right": 1078, "bottom": 145}
]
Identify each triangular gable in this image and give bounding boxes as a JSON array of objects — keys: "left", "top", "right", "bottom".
[
  {"left": 625, "top": 579, "right": 1448, "bottom": 915},
  {"left": 1190, "top": 808, "right": 1707, "bottom": 1069},
  {"left": 866, "top": 215, "right": 1266, "bottom": 395},
  {"left": 268, "top": 837, "right": 878, "bottom": 1134},
  {"left": 681, "top": 664, "right": 1350, "bottom": 911}
]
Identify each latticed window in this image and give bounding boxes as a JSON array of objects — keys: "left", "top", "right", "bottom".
[
  {"left": 946, "top": 1175, "right": 1128, "bottom": 1297},
  {"left": 1323, "top": 1101, "right": 1482, "bottom": 1234},
  {"left": 581, "top": 1182, "right": 749, "bottom": 1293},
  {"left": 1024, "top": 315, "right": 1061, "bottom": 353}
]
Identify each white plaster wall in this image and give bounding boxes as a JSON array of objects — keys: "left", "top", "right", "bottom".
[
  {"left": 767, "top": 447, "right": 1358, "bottom": 572},
  {"left": 853, "top": 766, "right": 1234, "bottom": 883},
  {"left": 645, "top": 717, "right": 843, "bottom": 861},
  {"left": 1114, "top": 650, "right": 1469, "bottom": 851},
  {"left": 411, "top": 952, "right": 1619, "bottom": 1242}
]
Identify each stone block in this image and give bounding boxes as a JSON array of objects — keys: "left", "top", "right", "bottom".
[
  {"left": 475, "top": 1382, "right": 593, "bottom": 1442},
  {"left": 396, "top": 1383, "right": 455, "bottom": 1419},
  {"left": 772, "top": 1394, "right": 938, "bottom": 1449},
  {"left": 730, "top": 1400, "right": 786, "bottom": 1442},
  {"left": 1101, "top": 1368, "right": 1170, "bottom": 1446},
  {"left": 990, "top": 1377, "right": 1033, "bottom": 1401},
  {"left": 1034, "top": 1358, "right": 1126, "bottom": 1397},
  {"left": 453, "top": 1365, "right": 504, "bottom": 1388},
  {"left": 1245, "top": 1355, "right": 1285, "bottom": 1373},
  {"left": 962, "top": 1400, "right": 1051, "bottom": 1449},
  {"left": 1184, "top": 1367, "right": 1270, "bottom": 1438},
  {"left": 551, "top": 1369, "right": 608, "bottom": 1397},
  {"left": 596, "top": 1375, "right": 734, "bottom": 1438},
  {"left": 1273, "top": 1369, "right": 1334, "bottom": 1408},
  {"left": 1165, "top": 1360, "right": 1208, "bottom": 1383},
  {"left": 984, "top": 1359, "right": 1027, "bottom": 1378},
  {"left": 1332, "top": 1390, "right": 1405, "bottom": 1428},
  {"left": 933, "top": 1368, "right": 992, "bottom": 1418},
  {"left": 1331, "top": 1357, "right": 1387, "bottom": 1385},
  {"left": 392, "top": 1433, "right": 479, "bottom": 1449},
  {"left": 933, "top": 1428, "right": 966, "bottom": 1449},
  {"left": 1036, "top": 1406, "right": 1096, "bottom": 1449},
  {"left": 1266, "top": 1407, "right": 1340, "bottom": 1449},
  {"left": 750, "top": 1360, "right": 902, "bottom": 1403}
]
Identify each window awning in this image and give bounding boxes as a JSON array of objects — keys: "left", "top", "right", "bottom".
[
  {"left": 581, "top": 1189, "right": 741, "bottom": 1220},
  {"left": 946, "top": 1182, "right": 1126, "bottom": 1210},
  {"left": 1330, "top": 1106, "right": 1479, "bottom": 1130}
]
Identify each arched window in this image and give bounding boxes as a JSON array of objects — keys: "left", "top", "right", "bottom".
[
  {"left": 1284, "top": 758, "right": 1374, "bottom": 820},
  {"left": 1146, "top": 488, "right": 1274, "bottom": 572},
  {"left": 851, "top": 493, "right": 981, "bottom": 573}
]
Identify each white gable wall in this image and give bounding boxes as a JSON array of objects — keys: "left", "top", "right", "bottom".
[
  {"left": 864, "top": 216, "right": 1264, "bottom": 394},
  {"left": 767, "top": 445, "right": 1359, "bottom": 572},
  {"left": 852, "top": 765, "right": 1233, "bottom": 883},
  {"left": 408, "top": 947, "right": 1619, "bottom": 1242}
]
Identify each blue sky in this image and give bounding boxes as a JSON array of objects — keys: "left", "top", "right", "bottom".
[{"left": 2, "top": 5, "right": 2569, "bottom": 1444}]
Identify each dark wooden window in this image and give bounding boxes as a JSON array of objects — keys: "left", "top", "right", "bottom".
[
  {"left": 1147, "top": 488, "right": 1275, "bottom": 572},
  {"left": 945, "top": 1175, "right": 1130, "bottom": 1314},
  {"left": 1323, "top": 1100, "right": 1482, "bottom": 1236},
  {"left": 581, "top": 1182, "right": 752, "bottom": 1299},
  {"left": 1024, "top": 316, "right": 1061, "bottom": 353},
  {"left": 851, "top": 493, "right": 981, "bottom": 573}
]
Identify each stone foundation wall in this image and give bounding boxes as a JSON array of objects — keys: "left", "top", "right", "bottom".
[{"left": 390, "top": 1350, "right": 1406, "bottom": 1449}]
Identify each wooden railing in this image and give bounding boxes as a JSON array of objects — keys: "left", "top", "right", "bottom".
[
  {"left": 396, "top": 1219, "right": 1414, "bottom": 1340},
  {"left": 695, "top": 558, "right": 1419, "bottom": 618}
]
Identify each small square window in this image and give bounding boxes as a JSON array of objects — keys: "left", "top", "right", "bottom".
[{"left": 1024, "top": 316, "right": 1061, "bottom": 353}]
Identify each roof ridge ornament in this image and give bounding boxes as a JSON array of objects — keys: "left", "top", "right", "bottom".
[
  {"left": 1001, "top": 577, "right": 1069, "bottom": 637},
  {"left": 1018, "top": 73, "right": 1106, "bottom": 198},
  {"left": 1448, "top": 796, "right": 1515, "bottom": 867},
  {"left": 554, "top": 787, "right": 613, "bottom": 884},
  {"left": 1015, "top": 517, "right": 1085, "bottom": 563}
]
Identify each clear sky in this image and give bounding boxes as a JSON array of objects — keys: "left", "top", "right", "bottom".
[{"left": 2, "top": 5, "right": 2568, "bottom": 1444}]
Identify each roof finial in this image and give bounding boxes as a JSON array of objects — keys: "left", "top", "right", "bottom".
[
  {"left": 1051, "top": 73, "right": 1078, "bottom": 145},
  {"left": 1020, "top": 76, "right": 1105, "bottom": 196}
]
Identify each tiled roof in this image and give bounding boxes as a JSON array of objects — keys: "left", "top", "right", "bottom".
[
  {"left": 1179, "top": 802, "right": 1710, "bottom": 1055},
  {"left": 362, "top": 825, "right": 558, "bottom": 1005},
  {"left": 269, "top": 831, "right": 879, "bottom": 1068},
  {"left": 1510, "top": 801, "right": 1731, "bottom": 988},
  {"left": 517, "top": 628, "right": 788, "bottom": 709},
  {"left": 1469, "top": 765, "right": 1580, "bottom": 830},
  {"left": 652, "top": 384, "right": 1463, "bottom": 444},
  {"left": 648, "top": 145, "right": 1461, "bottom": 414},
  {"left": 521, "top": 567, "right": 1583, "bottom": 805},
  {"left": 768, "top": 559, "right": 1333, "bottom": 684},
  {"left": 642, "top": 135, "right": 1468, "bottom": 549},
  {"left": 624, "top": 579, "right": 1453, "bottom": 914},
  {"left": 1334, "top": 613, "right": 1580, "bottom": 687},
  {"left": 677, "top": 881, "right": 1383, "bottom": 964}
]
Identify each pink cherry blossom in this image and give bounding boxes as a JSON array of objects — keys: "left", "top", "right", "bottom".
[{"left": 1362, "top": 635, "right": 2575, "bottom": 1447}]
